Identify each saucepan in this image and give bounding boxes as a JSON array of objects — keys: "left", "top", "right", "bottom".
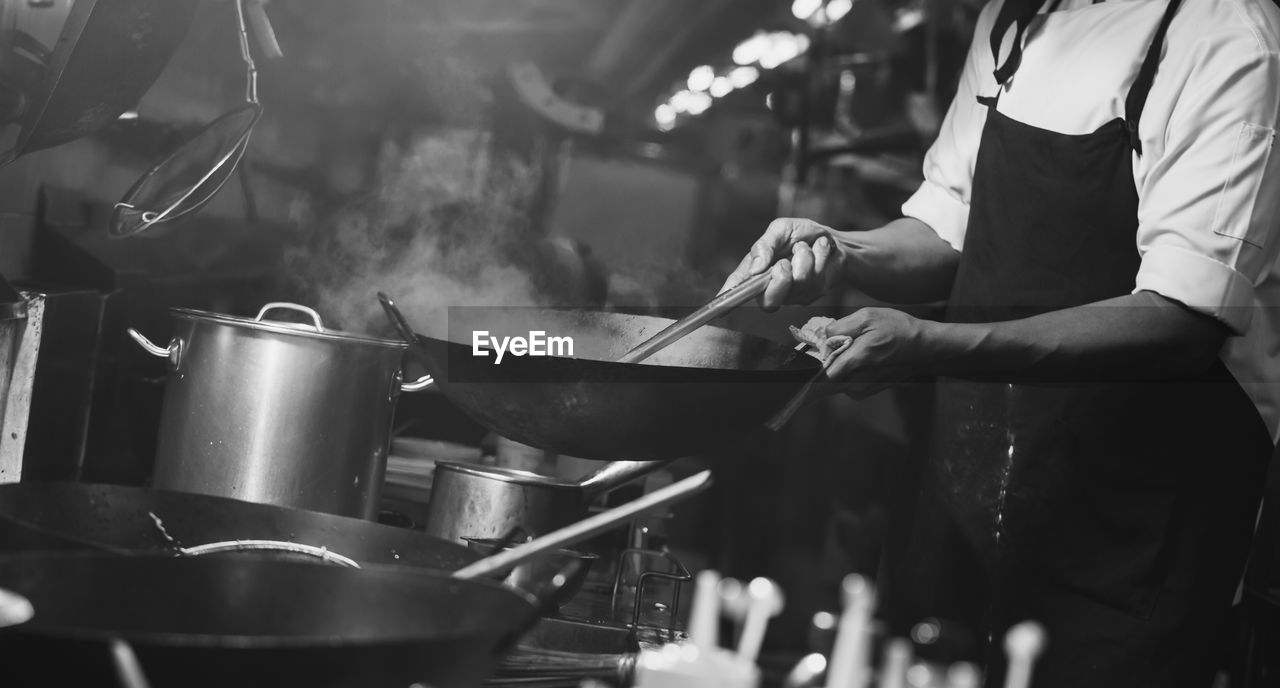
[
  {"left": 0, "top": 472, "right": 713, "bottom": 687},
  {"left": 424, "top": 458, "right": 674, "bottom": 542},
  {"left": 379, "top": 295, "right": 820, "bottom": 461}
]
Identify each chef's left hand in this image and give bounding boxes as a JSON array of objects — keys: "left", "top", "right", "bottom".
[{"left": 813, "top": 308, "right": 934, "bottom": 397}]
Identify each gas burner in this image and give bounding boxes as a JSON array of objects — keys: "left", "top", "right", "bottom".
[{"left": 489, "top": 546, "right": 693, "bottom": 687}]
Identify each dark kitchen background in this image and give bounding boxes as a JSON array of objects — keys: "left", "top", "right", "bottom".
[{"left": 0, "top": 0, "right": 1276, "bottom": 686}]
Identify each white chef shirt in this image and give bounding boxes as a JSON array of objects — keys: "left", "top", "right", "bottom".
[{"left": 902, "top": 0, "right": 1280, "bottom": 442}]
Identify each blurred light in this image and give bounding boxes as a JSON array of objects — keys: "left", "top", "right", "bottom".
[
  {"left": 911, "top": 618, "right": 942, "bottom": 644},
  {"left": 685, "top": 91, "right": 713, "bottom": 115},
  {"left": 839, "top": 69, "right": 857, "bottom": 91},
  {"left": 798, "top": 653, "right": 827, "bottom": 678},
  {"left": 759, "top": 32, "right": 806, "bottom": 69},
  {"left": 791, "top": 0, "right": 822, "bottom": 20},
  {"left": 654, "top": 104, "right": 677, "bottom": 129},
  {"left": 709, "top": 76, "right": 733, "bottom": 98},
  {"left": 732, "top": 32, "right": 770, "bottom": 66},
  {"left": 117, "top": 110, "right": 139, "bottom": 120},
  {"left": 894, "top": 7, "right": 927, "bottom": 32},
  {"left": 811, "top": 611, "right": 838, "bottom": 631},
  {"left": 765, "top": 92, "right": 775, "bottom": 110},
  {"left": 827, "top": 0, "right": 854, "bottom": 22},
  {"left": 947, "top": 663, "right": 981, "bottom": 688},
  {"left": 757, "top": 44, "right": 783, "bottom": 69},
  {"left": 907, "top": 664, "right": 936, "bottom": 688},
  {"left": 669, "top": 90, "right": 696, "bottom": 113},
  {"left": 732, "top": 31, "right": 809, "bottom": 70},
  {"left": 729, "top": 66, "right": 759, "bottom": 88},
  {"left": 687, "top": 65, "right": 715, "bottom": 92}
]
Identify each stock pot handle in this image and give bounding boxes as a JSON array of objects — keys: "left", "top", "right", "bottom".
[
  {"left": 127, "top": 328, "right": 180, "bottom": 365},
  {"left": 256, "top": 302, "right": 324, "bottom": 331},
  {"left": 401, "top": 374, "right": 435, "bottom": 392}
]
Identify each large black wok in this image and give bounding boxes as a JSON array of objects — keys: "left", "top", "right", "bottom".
[
  {"left": 415, "top": 309, "right": 820, "bottom": 460},
  {"left": 0, "top": 482, "right": 479, "bottom": 570},
  {"left": 0, "top": 553, "right": 538, "bottom": 688}
]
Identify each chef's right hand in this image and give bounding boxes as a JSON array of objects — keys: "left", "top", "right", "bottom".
[{"left": 719, "top": 218, "right": 846, "bottom": 312}]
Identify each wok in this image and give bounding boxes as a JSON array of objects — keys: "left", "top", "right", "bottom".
[
  {"left": 0, "top": 481, "right": 479, "bottom": 571},
  {"left": 0, "top": 553, "right": 539, "bottom": 688},
  {"left": 0, "top": 0, "right": 199, "bottom": 165},
  {"left": 415, "top": 308, "right": 820, "bottom": 460}
]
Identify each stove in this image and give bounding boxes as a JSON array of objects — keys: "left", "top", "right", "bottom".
[
  {"left": 381, "top": 447, "right": 695, "bottom": 686},
  {"left": 487, "top": 538, "right": 692, "bottom": 686}
]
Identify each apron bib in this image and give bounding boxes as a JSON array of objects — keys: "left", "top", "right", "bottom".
[{"left": 899, "top": 2, "right": 1273, "bottom": 686}]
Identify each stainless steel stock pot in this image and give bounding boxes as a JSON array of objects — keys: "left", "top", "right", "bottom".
[{"left": 129, "top": 302, "right": 432, "bottom": 519}]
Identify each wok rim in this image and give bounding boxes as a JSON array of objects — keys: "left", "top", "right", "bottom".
[
  {"left": 420, "top": 309, "right": 821, "bottom": 375},
  {"left": 0, "top": 553, "right": 539, "bottom": 649},
  {"left": 406, "top": 310, "right": 821, "bottom": 459},
  {"left": 0, "top": 482, "right": 480, "bottom": 568}
]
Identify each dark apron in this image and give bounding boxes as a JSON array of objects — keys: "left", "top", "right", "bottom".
[{"left": 900, "top": 1, "right": 1274, "bottom": 686}]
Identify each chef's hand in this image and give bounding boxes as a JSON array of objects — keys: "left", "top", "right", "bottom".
[
  {"left": 816, "top": 308, "right": 933, "bottom": 398},
  {"left": 720, "top": 218, "right": 846, "bottom": 312}
]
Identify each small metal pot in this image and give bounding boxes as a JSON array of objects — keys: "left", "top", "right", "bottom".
[
  {"left": 128, "top": 302, "right": 432, "bottom": 520},
  {"left": 424, "top": 460, "right": 670, "bottom": 543}
]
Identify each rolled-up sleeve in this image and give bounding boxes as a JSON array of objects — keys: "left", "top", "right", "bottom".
[
  {"left": 902, "top": 176, "right": 972, "bottom": 252},
  {"left": 1133, "top": 31, "right": 1280, "bottom": 334},
  {"left": 901, "top": 2, "right": 1002, "bottom": 251}
]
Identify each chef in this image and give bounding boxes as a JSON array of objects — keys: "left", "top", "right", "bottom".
[{"left": 722, "top": 0, "right": 1280, "bottom": 685}]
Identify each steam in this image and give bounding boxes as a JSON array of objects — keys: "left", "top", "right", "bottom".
[
  {"left": 283, "top": 127, "right": 731, "bottom": 341},
  {"left": 284, "top": 130, "right": 552, "bottom": 338}
]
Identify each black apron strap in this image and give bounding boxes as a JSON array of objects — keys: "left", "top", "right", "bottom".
[
  {"left": 991, "top": 0, "right": 1051, "bottom": 85},
  {"left": 980, "top": 0, "right": 1051, "bottom": 106},
  {"left": 1124, "top": 0, "right": 1183, "bottom": 154}
]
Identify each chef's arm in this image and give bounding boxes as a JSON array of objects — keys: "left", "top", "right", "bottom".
[
  {"left": 834, "top": 217, "right": 961, "bottom": 304},
  {"left": 920, "top": 291, "right": 1230, "bottom": 381}
]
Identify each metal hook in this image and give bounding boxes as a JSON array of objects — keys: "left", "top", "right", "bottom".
[{"left": 234, "top": 0, "right": 258, "bottom": 105}]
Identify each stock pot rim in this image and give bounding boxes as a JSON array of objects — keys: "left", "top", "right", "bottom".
[
  {"left": 435, "top": 461, "right": 581, "bottom": 490},
  {"left": 171, "top": 307, "right": 407, "bottom": 350}
]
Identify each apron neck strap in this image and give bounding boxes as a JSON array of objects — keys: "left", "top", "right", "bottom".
[
  {"left": 1124, "top": 0, "right": 1183, "bottom": 154},
  {"left": 989, "top": 0, "right": 1051, "bottom": 88}
]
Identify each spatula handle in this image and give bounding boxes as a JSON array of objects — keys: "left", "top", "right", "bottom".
[{"left": 618, "top": 272, "right": 770, "bottom": 364}]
